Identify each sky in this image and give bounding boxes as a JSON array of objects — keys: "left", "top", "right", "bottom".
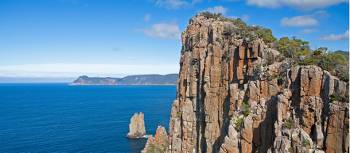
[{"left": 0, "top": 0, "right": 348, "bottom": 80}]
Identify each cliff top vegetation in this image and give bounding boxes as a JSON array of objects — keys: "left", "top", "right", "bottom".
[{"left": 197, "top": 12, "right": 349, "bottom": 81}]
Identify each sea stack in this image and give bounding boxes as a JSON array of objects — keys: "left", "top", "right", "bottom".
[
  {"left": 127, "top": 112, "right": 146, "bottom": 138},
  {"left": 142, "top": 126, "right": 168, "bottom": 153}
]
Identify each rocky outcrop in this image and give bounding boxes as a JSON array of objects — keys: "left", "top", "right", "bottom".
[
  {"left": 127, "top": 112, "right": 146, "bottom": 138},
  {"left": 167, "top": 14, "right": 349, "bottom": 153},
  {"left": 142, "top": 126, "right": 169, "bottom": 153}
]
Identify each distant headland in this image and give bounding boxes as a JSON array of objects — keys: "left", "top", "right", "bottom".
[{"left": 70, "top": 74, "right": 178, "bottom": 85}]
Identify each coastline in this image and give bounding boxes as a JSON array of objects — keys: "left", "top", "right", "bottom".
[{"left": 68, "top": 83, "right": 177, "bottom": 86}]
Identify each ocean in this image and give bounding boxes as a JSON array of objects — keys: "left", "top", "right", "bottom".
[{"left": 0, "top": 84, "right": 176, "bottom": 152}]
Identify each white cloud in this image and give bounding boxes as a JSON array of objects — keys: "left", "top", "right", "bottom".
[
  {"left": 231, "top": 14, "right": 250, "bottom": 22},
  {"left": 320, "top": 30, "right": 349, "bottom": 41},
  {"left": 143, "top": 22, "right": 181, "bottom": 39},
  {"left": 240, "top": 14, "right": 250, "bottom": 21},
  {"left": 144, "top": 14, "right": 151, "bottom": 22},
  {"left": 246, "top": 0, "right": 281, "bottom": 8},
  {"left": 0, "top": 63, "right": 179, "bottom": 77},
  {"left": 313, "top": 10, "right": 330, "bottom": 18},
  {"left": 281, "top": 11, "right": 329, "bottom": 28},
  {"left": 281, "top": 15, "right": 318, "bottom": 27},
  {"left": 246, "top": 0, "right": 347, "bottom": 10},
  {"left": 204, "top": 6, "right": 228, "bottom": 15},
  {"left": 155, "top": 0, "right": 201, "bottom": 9},
  {"left": 301, "top": 28, "right": 316, "bottom": 34}
]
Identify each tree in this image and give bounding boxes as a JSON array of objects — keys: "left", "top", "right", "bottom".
[
  {"left": 255, "top": 26, "right": 276, "bottom": 43},
  {"left": 277, "top": 37, "right": 311, "bottom": 58}
]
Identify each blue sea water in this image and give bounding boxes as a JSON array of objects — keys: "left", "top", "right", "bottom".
[{"left": 0, "top": 84, "right": 176, "bottom": 153}]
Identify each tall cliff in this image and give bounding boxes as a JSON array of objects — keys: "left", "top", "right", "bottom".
[{"left": 167, "top": 14, "right": 349, "bottom": 153}]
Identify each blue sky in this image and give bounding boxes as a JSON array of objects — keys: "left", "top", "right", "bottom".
[{"left": 0, "top": 0, "right": 348, "bottom": 78}]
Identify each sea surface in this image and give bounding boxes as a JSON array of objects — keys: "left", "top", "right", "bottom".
[{"left": 0, "top": 84, "right": 176, "bottom": 153}]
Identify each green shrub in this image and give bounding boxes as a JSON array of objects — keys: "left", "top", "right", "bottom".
[
  {"left": 313, "top": 47, "right": 328, "bottom": 56},
  {"left": 298, "top": 57, "right": 319, "bottom": 65},
  {"left": 284, "top": 119, "right": 293, "bottom": 129},
  {"left": 330, "top": 94, "right": 348, "bottom": 103},
  {"left": 255, "top": 26, "right": 276, "bottom": 43},
  {"left": 200, "top": 11, "right": 223, "bottom": 19},
  {"left": 200, "top": 12, "right": 276, "bottom": 43},
  {"left": 302, "top": 138, "right": 310, "bottom": 147},
  {"left": 176, "top": 112, "right": 181, "bottom": 118},
  {"left": 146, "top": 141, "right": 168, "bottom": 153},
  {"left": 147, "top": 144, "right": 156, "bottom": 153},
  {"left": 299, "top": 50, "right": 349, "bottom": 82},
  {"left": 198, "top": 12, "right": 349, "bottom": 82},
  {"left": 234, "top": 117, "right": 244, "bottom": 131},
  {"left": 241, "top": 101, "right": 250, "bottom": 117}
]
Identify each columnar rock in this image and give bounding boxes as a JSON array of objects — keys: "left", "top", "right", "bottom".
[
  {"left": 142, "top": 126, "right": 168, "bottom": 153},
  {"left": 167, "top": 13, "right": 349, "bottom": 153},
  {"left": 127, "top": 112, "right": 146, "bottom": 138}
]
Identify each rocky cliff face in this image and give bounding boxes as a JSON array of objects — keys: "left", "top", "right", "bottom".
[
  {"left": 167, "top": 14, "right": 349, "bottom": 153},
  {"left": 127, "top": 112, "right": 146, "bottom": 138}
]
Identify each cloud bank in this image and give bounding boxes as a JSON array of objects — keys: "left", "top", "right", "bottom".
[
  {"left": 320, "top": 30, "right": 349, "bottom": 41},
  {"left": 247, "top": 0, "right": 347, "bottom": 10},
  {"left": 281, "top": 15, "right": 318, "bottom": 27},
  {"left": 155, "top": 0, "right": 202, "bottom": 9},
  {"left": 143, "top": 22, "right": 181, "bottom": 39},
  {"left": 204, "top": 6, "right": 228, "bottom": 15},
  {"left": 0, "top": 63, "right": 179, "bottom": 77}
]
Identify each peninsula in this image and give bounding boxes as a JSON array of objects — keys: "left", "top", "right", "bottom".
[{"left": 70, "top": 74, "right": 178, "bottom": 85}]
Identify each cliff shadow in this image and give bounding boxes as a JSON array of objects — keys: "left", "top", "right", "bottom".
[
  {"left": 290, "top": 67, "right": 302, "bottom": 119},
  {"left": 212, "top": 95, "right": 231, "bottom": 153},
  {"left": 252, "top": 95, "right": 278, "bottom": 152}
]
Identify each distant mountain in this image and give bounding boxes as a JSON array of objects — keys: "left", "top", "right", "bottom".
[{"left": 70, "top": 74, "right": 178, "bottom": 85}]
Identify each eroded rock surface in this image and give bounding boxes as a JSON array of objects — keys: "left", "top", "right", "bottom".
[
  {"left": 166, "top": 14, "right": 349, "bottom": 153},
  {"left": 127, "top": 112, "right": 146, "bottom": 138},
  {"left": 142, "top": 126, "right": 169, "bottom": 153}
]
